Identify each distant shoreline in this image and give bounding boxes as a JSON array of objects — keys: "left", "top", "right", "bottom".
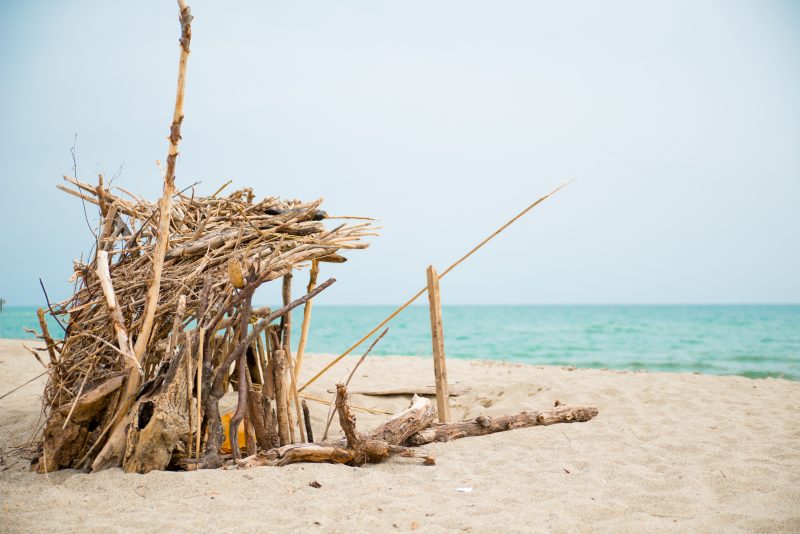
[{"left": 2, "top": 304, "right": 798, "bottom": 380}]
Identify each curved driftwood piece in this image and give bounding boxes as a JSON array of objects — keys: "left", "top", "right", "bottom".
[
  {"left": 122, "top": 345, "right": 192, "bottom": 474},
  {"left": 238, "top": 443, "right": 355, "bottom": 468},
  {"left": 36, "top": 374, "right": 126, "bottom": 473},
  {"left": 90, "top": 413, "right": 131, "bottom": 472},
  {"left": 405, "top": 404, "right": 599, "bottom": 446},
  {"left": 365, "top": 393, "right": 436, "bottom": 445}
]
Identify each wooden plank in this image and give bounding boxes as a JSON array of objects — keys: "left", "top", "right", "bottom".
[
  {"left": 426, "top": 265, "right": 451, "bottom": 423},
  {"left": 326, "top": 385, "right": 471, "bottom": 397}
]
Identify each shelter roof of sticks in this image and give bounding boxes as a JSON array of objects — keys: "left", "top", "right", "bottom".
[{"left": 46, "top": 177, "right": 374, "bottom": 410}]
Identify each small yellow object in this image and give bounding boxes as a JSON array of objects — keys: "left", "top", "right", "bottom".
[
  {"left": 227, "top": 259, "right": 245, "bottom": 288},
  {"left": 219, "top": 411, "right": 247, "bottom": 453}
]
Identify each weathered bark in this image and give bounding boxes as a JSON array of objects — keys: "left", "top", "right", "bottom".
[
  {"left": 38, "top": 412, "right": 88, "bottom": 473},
  {"left": 365, "top": 394, "right": 436, "bottom": 445},
  {"left": 246, "top": 387, "right": 273, "bottom": 451},
  {"left": 406, "top": 405, "right": 599, "bottom": 446},
  {"left": 272, "top": 349, "right": 291, "bottom": 446},
  {"left": 243, "top": 414, "right": 257, "bottom": 457},
  {"left": 426, "top": 265, "right": 451, "bottom": 422},
  {"left": 302, "top": 400, "right": 314, "bottom": 443},
  {"left": 238, "top": 443, "right": 355, "bottom": 468},
  {"left": 37, "top": 374, "right": 125, "bottom": 472},
  {"left": 122, "top": 345, "right": 192, "bottom": 474},
  {"left": 90, "top": 413, "right": 131, "bottom": 472},
  {"left": 263, "top": 394, "right": 279, "bottom": 448}
]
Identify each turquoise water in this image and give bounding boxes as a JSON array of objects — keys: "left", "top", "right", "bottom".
[{"left": 2, "top": 305, "right": 798, "bottom": 380}]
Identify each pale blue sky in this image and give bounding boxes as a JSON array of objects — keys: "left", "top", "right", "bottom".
[{"left": 0, "top": 1, "right": 798, "bottom": 305}]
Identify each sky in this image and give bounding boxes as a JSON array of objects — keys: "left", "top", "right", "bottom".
[{"left": 0, "top": 0, "right": 798, "bottom": 306}]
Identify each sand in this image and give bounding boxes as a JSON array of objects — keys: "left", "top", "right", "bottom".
[{"left": 0, "top": 338, "right": 798, "bottom": 533}]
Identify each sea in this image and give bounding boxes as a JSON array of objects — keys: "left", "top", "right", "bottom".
[{"left": 1, "top": 305, "right": 798, "bottom": 381}]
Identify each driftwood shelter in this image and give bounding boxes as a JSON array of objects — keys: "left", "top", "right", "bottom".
[{"left": 29, "top": 1, "right": 597, "bottom": 475}]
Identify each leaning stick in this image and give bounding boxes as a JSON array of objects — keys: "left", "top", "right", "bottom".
[
  {"left": 299, "top": 181, "right": 572, "bottom": 392},
  {"left": 301, "top": 400, "right": 314, "bottom": 443},
  {"left": 281, "top": 274, "right": 304, "bottom": 442},
  {"left": 36, "top": 308, "right": 58, "bottom": 366},
  {"left": 186, "top": 331, "right": 194, "bottom": 455},
  {"left": 87, "top": 250, "right": 140, "bottom": 469},
  {"left": 95, "top": 251, "right": 136, "bottom": 365},
  {"left": 301, "top": 393, "right": 392, "bottom": 416},
  {"left": 195, "top": 328, "right": 204, "bottom": 460},
  {"left": 133, "top": 0, "right": 193, "bottom": 360},
  {"left": 285, "top": 348, "right": 307, "bottom": 442},
  {"left": 294, "top": 259, "right": 319, "bottom": 380}
]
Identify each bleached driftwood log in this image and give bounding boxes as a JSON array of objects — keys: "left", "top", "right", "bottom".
[
  {"left": 406, "top": 404, "right": 599, "bottom": 446},
  {"left": 122, "top": 344, "right": 193, "bottom": 474},
  {"left": 37, "top": 374, "right": 125, "bottom": 472}
]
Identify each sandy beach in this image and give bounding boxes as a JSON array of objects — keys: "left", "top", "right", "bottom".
[{"left": 1, "top": 338, "right": 798, "bottom": 532}]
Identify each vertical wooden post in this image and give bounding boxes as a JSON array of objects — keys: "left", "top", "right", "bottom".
[{"left": 426, "top": 265, "right": 451, "bottom": 423}]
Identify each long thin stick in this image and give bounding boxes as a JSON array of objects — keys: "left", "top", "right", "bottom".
[
  {"left": 285, "top": 349, "right": 306, "bottom": 442},
  {"left": 195, "top": 328, "right": 204, "bottom": 460},
  {"left": 133, "top": 0, "right": 192, "bottom": 360},
  {"left": 321, "top": 327, "right": 389, "bottom": 441},
  {"left": 186, "top": 331, "right": 194, "bottom": 455},
  {"left": 301, "top": 393, "right": 392, "bottom": 416},
  {"left": 426, "top": 265, "right": 450, "bottom": 423},
  {"left": 299, "top": 181, "right": 571, "bottom": 392},
  {"left": 0, "top": 369, "right": 50, "bottom": 401},
  {"left": 36, "top": 308, "right": 58, "bottom": 366},
  {"left": 294, "top": 260, "right": 318, "bottom": 381}
]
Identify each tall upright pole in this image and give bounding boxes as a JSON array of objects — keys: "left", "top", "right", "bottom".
[{"left": 426, "top": 265, "right": 450, "bottom": 423}]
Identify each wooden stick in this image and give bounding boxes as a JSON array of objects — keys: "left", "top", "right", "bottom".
[
  {"left": 294, "top": 259, "right": 318, "bottom": 380},
  {"left": 325, "top": 385, "right": 471, "bottom": 397},
  {"left": 95, "top": 251, "right": 136, "bottom": 365},
  {"left": 426, "top": 265, "right": 450, "bottom": 423},
  {"left": 36, "top": 308, "right": 58, "bottom": 366},
  {"left": 195, "top": 328, "right": 204, "bottom": 460},
  {"left": 280, "top": 273, "right": 304, "bottom": 442},
  {"left": 272, "top": 349, "right": 291, "bottom": 446},
  {"left": 301, "top": 393, "right": 392, "bottom": 416},
  {"left": 302, "top": 400, "right": 313, "bottom": 443},
  {"left": 88, "top": 251, "right": 140, "bottom": 470},
  {"left": 186, "top": 331, "right": 194, "bottom": 456},
  {"left": 286, "top": 348, "right": 306, "bottom": 442},
  {"left": 299, "top": 180, "right": 572, "bottom": 392},
  {"left": 156, "top": 294, "right": 186, "bottom": 378},
  {"left": 132, "top": 0, "right": 193, "bottom": 361}
]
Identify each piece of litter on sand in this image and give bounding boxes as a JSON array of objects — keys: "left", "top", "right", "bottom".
[{"left": 456, "top": 487, "right": 473, "bottom": 493}]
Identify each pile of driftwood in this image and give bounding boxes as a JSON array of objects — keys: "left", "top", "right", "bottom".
[
  {"left": 35, "top": 172, "right": 372, "bottom": 474},
  {"left": 29, "top": 0, "right": 598, "bottom": 475}
]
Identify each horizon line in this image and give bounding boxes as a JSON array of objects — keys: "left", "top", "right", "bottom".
[{"left": 3, "top": 302, "right": 799, "bottom": 308}]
